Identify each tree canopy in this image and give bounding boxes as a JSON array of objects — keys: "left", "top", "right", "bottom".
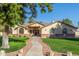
[
  {"left": 0, "top": 3, "right": 53, "bottom": 27},
  {"left": 0, "top": 3, "right": 53, "bottom": 48},
  {"left": 62, "top": 18, "right": 73, "bottom": 25}
]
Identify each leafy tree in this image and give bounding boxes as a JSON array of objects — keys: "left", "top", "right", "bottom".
[
  {"left": 0, "top": 4, "right": 24, "bottom": 48},
  {"left": 62, "top": 18, "right": 73, "bottom": 25},
  {"left": 0, "top": 3, "right": 53, "bottom": 48},
  {"left": 24, "top": 3, "right": 53, "bottom": 23}
]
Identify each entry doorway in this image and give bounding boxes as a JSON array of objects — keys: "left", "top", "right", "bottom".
[
  {"left": 29, "top": 27, "right": 41, "bottom": 36},
  {"left": 33, "top": 30, "right": 40, "bottom": 36}
]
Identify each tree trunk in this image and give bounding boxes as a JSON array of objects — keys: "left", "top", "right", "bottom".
[{"left": 2, "top": 25, "right": 9, "bottom": 49}]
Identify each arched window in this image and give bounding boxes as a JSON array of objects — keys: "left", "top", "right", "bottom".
[
  {"left": 9, "top": 28, "right": 12, "bottom": 34},
  {"left": 19, "top": 28, "right": 24, "bottom": 34},
  {"left": 62, "top": 28, "right": 67, "bottom": 34}
]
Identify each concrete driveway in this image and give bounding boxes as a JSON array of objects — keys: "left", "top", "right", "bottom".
[{"left": 26, "top": 36, "right": 43, "bottom": 56}]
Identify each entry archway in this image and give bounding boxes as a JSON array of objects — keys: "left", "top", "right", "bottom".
[{"left": 28, "top": 27, "right": 41, "bottom": 36}]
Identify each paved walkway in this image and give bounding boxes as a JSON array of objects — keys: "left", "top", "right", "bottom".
[{"left": 26, "top": 36, "right": 43, "bottom": 56}]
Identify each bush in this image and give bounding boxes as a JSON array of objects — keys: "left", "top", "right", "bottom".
[
  {"left": 8, "top": 34, "right": 16, "bottom": 38},
  {"left": 9, "top": 36, "right": 29, "bottom": 42}
]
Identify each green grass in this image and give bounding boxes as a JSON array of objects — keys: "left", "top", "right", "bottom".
[
  {"left": 0, "top": 36, "right": 29, "bottom": 53},
  {"left": 43, "top": 38, "right": 79, "bottom": 55}
]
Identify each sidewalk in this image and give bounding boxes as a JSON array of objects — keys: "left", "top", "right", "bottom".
[{"left": 25, "top": 37, "right": 43, "bottom": 56}]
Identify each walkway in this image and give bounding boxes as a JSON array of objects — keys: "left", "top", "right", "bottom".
[{"left": 26, "top": 36, "right": 43, "bottom": 56}]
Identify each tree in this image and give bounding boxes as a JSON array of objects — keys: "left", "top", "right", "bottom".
[
  {"left": 62, "top": 18, "right": 73, "bottom": 25},
  {"left": 0, "top": 3, "right": 53, "bottom": 48},
  {"left": 24, "top": 3, "right": 53, "bottom": 22},
  {"left": 0, "top": 4, "right": 24, "bottom": 48}
]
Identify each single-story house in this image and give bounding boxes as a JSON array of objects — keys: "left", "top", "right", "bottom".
[{"left": 9, "top": 21, "right": 79, "bottom": 38}]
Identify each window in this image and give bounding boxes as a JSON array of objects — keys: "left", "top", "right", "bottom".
[
  {"left": 29, "top": 30, "right": 32, "bottom": 34},
  {"left": 19, "top": 28, "right": 24, "bottom": 34},
  {"left": 62, "top": 28, "right": 67, "bottom": 34}
]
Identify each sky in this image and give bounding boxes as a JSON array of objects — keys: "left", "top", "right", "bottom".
[{"left": 25, "top": 3, "right": 79, "bottom": 27}]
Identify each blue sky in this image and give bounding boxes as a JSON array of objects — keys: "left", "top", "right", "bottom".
[{"left": 25, "top": 3, "right": 79, "bottom": 27}]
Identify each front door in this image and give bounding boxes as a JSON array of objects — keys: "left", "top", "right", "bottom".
[
  {"left": 29, "top": 27, "right": 41, "bottom": 36},
  {"left": 33, "top": 30, "right": 40, "bottom": 36}
]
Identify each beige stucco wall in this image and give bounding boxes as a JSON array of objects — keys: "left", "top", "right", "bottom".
[
  {"left": 0, "top": 32, "right": 2, "bottom": 36},
  {"left": 41, "top": 22, "right": 76, "bottom": 38},
  {"left": 24, "top": 29, "right": 30, "bottom": 34},
  {"left": 42, "top": 22, "right": 58, "bottom": 34},
  {"left": 56, "top": 23, "right": 76, "bottom": 34},
  {"left": 75, "top": 31, "right": 79, "bottom": 38},
  {"left": 11, "top": 23, "right": 44, "bottom": 37},
  {"left": 41, "top": 22, "right": 58, "bottom": 38},
  {"left": 12, "top": 26, "right": 30, "bottom": 35},
  {"left": 11, "top": 25, "right": 18, "bottom": 34},
  {"left": 11, "top": 22, "right": 77, "bottom": 38},
  {"left": 12, "top": 28, "right": 18, "bottom": 34},
  {"left": 76, "top": 29, "right": 79, "bottom": 37},
  {"left": 17, "top": 27, "right": 30, "bottom": 35}
]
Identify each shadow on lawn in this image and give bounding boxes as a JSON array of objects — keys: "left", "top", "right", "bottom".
[
  {"left": 0, "top": 36, "right": 28, "bottom": 45},
  {"left": 9, "top": 37, "right": 28, "bottom": 42},
  {"left": 49, "top": 37, "right": 79, "bottom": 41},
  {"left": 63, "top": 38, "right": 79, "bottom": 41}
]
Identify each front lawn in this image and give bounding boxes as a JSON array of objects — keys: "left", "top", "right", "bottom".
[
  {"left": 43, "top": 38, "right": 79, "bottom": 55},
  {"left": 0, "top": 36, "right": 29, "bottom": 53}
]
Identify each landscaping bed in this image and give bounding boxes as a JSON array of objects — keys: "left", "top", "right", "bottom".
[
  {"left": 43, "top": 38, "right": 79, "bottom": 55},
  {"left": 0, "top": 36, "right": 29, "bottom": 53}
]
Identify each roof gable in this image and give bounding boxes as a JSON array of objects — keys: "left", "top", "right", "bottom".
[
  {"left": 27, "top": 22, "right": 44, "bottom": 28},
  {"left": 58, "top": 21, "right": 78, "bottom": 29},
  {"left": 43, "top": 21, "right": 78, "bottom": 29}
]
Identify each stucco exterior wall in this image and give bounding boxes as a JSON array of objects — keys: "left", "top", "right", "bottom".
[
  {"left": 11, "top": 25, "right": 18, "bottom": 34},
  {"left": 24, "top": 29, "right": 30, "bottom": 34},
  {"left": 42, "top": 22, "right": 58, "bottom": 34},
  {"left": 41, "top": 22, "right": 57, "bottom": 38},
  {"left": 75, "top": 29, "right": 79, "bottom": 38},
  {"left": 41, "top": 22, "right": 76, "bottom": 38},
  {"left": 12, "top": 28, "right": 18, "bottom": 34},
  {"left": 11, "top": 26, "right": 30, "bottom": 37},
  {"left": 17, "top": 27, "right": 30, "bottom": 34},
  {"left": 11, "top": 23, "right": 44, "bottom": 37},
  {"left": 10, "top": 22, "right": 77, "bottom": 38}
]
